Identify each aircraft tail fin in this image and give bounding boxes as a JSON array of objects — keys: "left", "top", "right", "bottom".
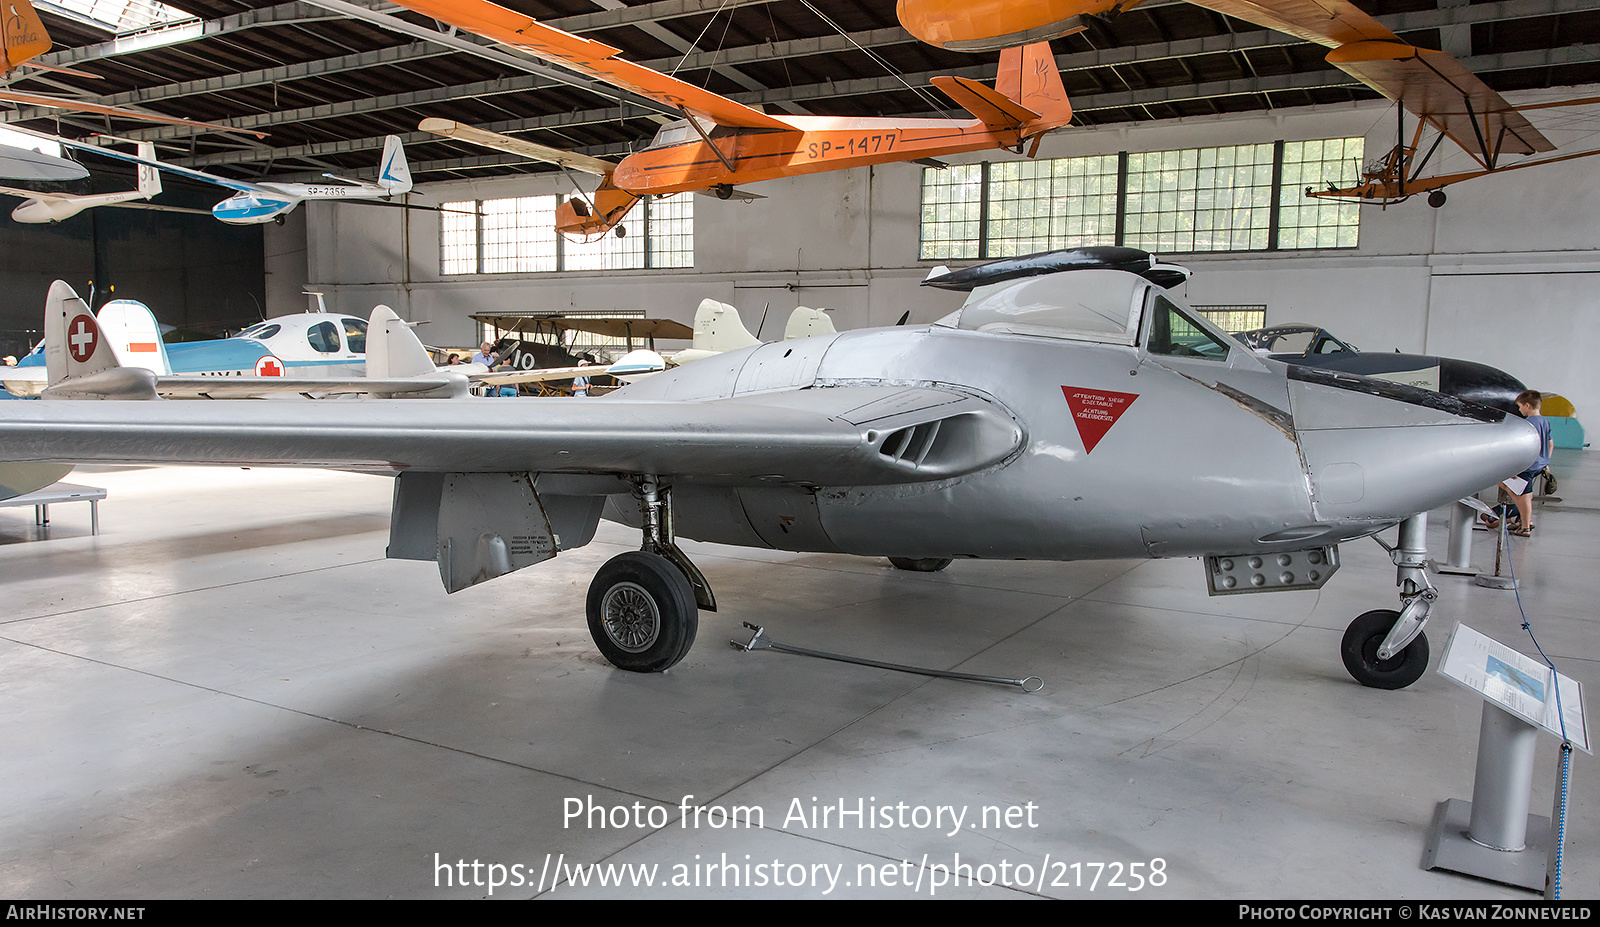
[
  {"left": 44, "top": 281, "right": 117, "bottom": 386},
  {"left": 135, "top": 141, "right": 161, "bottom": 198},
  {"left": 40, "top": 281, "right": 160, "bottom": 399},
  {"left": 378, "top": 135, "right": 412, "bottom": 195},
  {"left": 3, "top": 0, "right": 52, "bottom": 76},
  {"left": 992, "top": 42, "right": 1072, "bottom": 137},
  {"left": 366, "top": 305, "right": 438, "bottom": 379},
  {"left": 784, "top": 306, "right": 836, "bottom": 340},
  {"left": 97, "top": 299, "right": 172, "bottom": 375},
  {"left": 691, "top": 299, "right": 760, "bottom": 354}
]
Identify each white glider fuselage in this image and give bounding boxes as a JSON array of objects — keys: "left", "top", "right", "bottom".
[{"left": 2, "top": 142, "right": 161, "bottom": 223}]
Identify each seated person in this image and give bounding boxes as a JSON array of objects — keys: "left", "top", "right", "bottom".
[{"left": 1502, "top": 390, "right": 1554, "bottom": 537}]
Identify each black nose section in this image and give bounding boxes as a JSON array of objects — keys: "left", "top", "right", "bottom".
[{"left": 1438, "top": 359, "right": 1527, "bottom": 416}]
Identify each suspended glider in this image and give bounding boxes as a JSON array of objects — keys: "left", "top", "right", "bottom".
[
  {"left": 401, "top": 0, "right": 1073, "bottom": 240},
  {"left": 51, "top": 135, "right": 413, "bottom": 225},
  {"left": 897, "top": 0, "right": 1588, "bottom": 205}
]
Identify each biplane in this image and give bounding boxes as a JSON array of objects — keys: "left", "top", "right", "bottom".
[
  {"left": 401, "top": 0, "right": 1073, "bottom": 240},
  {"left": 897, "top": 0, "right": 1595, "bottom": 206}
]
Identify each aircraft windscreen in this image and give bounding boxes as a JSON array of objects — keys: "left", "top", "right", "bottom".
[
  {"left": 646, "top": 120, "right": 698, "bottom": 150},
  {"left": 237, "top": 323, "right": 281, "bottom": 340},
  {"left": 1145, "top": 296, "right": 1233, "bottom": 361},
  {"left": 1265, "top": 330, "right": 1315, "bottom": 354}
]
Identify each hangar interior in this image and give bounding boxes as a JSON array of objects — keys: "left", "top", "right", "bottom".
[{"left": 0, "top": 0, "right": 1597, "bottom": 900}]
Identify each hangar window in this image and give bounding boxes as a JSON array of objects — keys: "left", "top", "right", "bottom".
[
  {"left": 987, "top": 155, "right": 1119, "bottom": 257},
  {"left": 39, "top": 0, "right": 196, "bottom": 34},
  {"left": 920, "top": 164, "right": 982, "bottom": 260},
  {"left": 1278, "top": 138, "right": 1363, "bottom": 249},
  {"left": 1125, "top": 144, "right": 1275, "bottom": 253},
  {"left": 441, "top": 193, "right": 694, "bottom": 275},
  {"left": 920, "top": 137, "right": 1363, "bottom": 260}
]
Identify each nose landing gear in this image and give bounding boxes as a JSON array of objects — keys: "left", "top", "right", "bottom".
[{"left": 1343, "top": 513, "right": 1434, "bottom": 689}]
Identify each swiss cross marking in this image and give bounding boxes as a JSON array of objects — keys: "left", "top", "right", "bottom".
[
  {"left": 255, "top": 355, "right": 284, "bottom": 377},
  {"left": 67, "top": 315, "right": 98, "bottom": 363}
]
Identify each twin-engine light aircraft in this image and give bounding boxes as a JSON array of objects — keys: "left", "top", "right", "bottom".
[
  {"left": 0, "top": 248, "right": 1537, "bottom": 691},
  {"left": 402, "top": 0, "right": 1073, "bottom": 240}
]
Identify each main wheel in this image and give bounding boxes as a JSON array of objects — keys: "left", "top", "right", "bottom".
[
  {"left": 1428, "top": 190, "right": 1447, "bottom": 208},
  {"left": 714, "top": 184, "right": 734, "bottom": 200},
  {"left": 1340, "top": 608, "right": 1429, "bottom": 690},
  {"left": 887, "top": 556, "right": 953, "bottom": 573},
  {"left": 586, "top": 551, "right": 698, "bottom": 672}
]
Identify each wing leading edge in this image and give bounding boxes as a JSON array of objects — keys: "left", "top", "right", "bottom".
[
  {"left": 391, "top": 0, "right": 790, "bottom": 131},
  {"left": 0, "top": 386, "right": 1024, "bottom": 486}
]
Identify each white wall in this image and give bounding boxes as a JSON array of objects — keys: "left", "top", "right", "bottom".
[{"left": 302, "top": 84, "right": 1600, "bottom": 413}]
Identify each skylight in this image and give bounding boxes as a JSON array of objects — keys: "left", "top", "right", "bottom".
[{"left": 36, "top": 0, "right": 197, "bottom": 35}]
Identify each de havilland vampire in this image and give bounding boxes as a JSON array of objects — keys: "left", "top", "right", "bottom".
[{"left": 0, "top": 249, "right": 1537, "bottom": 689}]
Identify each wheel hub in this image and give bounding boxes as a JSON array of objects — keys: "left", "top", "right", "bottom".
[{"left": 600, "top": 581, "right": 660, "bottom": 653}]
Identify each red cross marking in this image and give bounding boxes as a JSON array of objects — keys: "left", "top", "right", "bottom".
[{"left": 256, "top": 355, "right": 284, "bottom": 377}]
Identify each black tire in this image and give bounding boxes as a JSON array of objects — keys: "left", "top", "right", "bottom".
[
  {"left": 1428, "top": 190, "right": 1447, "bottom": 208},
  {"left": 714, "top": 184, "right": 734, "bottom": 200},
  {"left": 887, "top": 556, "right": 953, "bottom": 573},
  {"left": 1341, "top": 608, "right": 1429, "bottom": 690},
  {"left": 586, "top": 551, "right": 698, "bottom": 672}
]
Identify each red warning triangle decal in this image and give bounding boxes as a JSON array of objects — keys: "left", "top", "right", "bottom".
[{"left": 1061, "top": 386, "right": 1139, "bottom": 453}]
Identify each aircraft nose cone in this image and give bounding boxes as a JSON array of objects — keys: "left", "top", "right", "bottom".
[
  {"left": 1438, "top": 358, "right": 1527, "bottom": 415},
  {"left": 1288, "top": 368, "right": 1539, "bottom": 525}
]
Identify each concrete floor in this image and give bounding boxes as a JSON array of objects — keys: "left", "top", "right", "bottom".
[{"left": 0, "top": 453, "right": 1593, "bottom": 899}]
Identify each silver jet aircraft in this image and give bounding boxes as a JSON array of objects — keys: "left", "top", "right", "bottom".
[{"left": 0, "top": 248, "right": 1537, "bottom": 689}]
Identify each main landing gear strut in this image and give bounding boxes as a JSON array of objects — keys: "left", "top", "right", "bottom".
[
  {"left": 1342, "top": 513, "right": 1435, "bottom": 689},
  {"left": 586, "top": 477, "right": 715, "bottom": 673}
]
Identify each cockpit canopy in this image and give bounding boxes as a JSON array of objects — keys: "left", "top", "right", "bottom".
[
  {"left": 934, "top": 267, "right": 1237, "bottom": 362},
  {"left": 644, "top": 117, "right": 720, "bottom": 150}
]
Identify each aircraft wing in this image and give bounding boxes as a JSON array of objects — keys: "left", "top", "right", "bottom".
[
  {"left": 1186, "top": 0, "right": 1554, "bottom": 159},
  {"left": 0, "top": 143, "right": 88, "bottom": 181},
  {"left": 38, "top": 368, "right": 460, "bottom": 400},
  {"left": 0, "top": 90, "right": 265, "bottom": 139},
  {"left": 390, "top": 0, "right": 791, "bottom": 130},
  {"left": 0, "top": 183, "right": 51, "bottom": 200},
  {"left": 0, "top": 386, "right": 1022, "bottom": 486},
  {"left": 52, "top": 137, "right": 266, "bottom": 195},
  {"left": 420, "top": 118, "right": 616, "bottom": 175}
]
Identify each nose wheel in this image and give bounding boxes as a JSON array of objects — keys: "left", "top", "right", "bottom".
[
  {"left": 1341, "top": 608, "right": 1430, "bottom": 690},
  {"left": 1342, "top": 513, "right": 1434, "bottom": 689}
]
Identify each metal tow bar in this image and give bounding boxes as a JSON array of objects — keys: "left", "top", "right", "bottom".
[{"left": 730, "top": 622, "right": 1043, "bottom": 693}]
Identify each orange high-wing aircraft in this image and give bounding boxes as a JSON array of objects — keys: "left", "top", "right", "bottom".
[
  {"left": 395, "top": 0, "right": 1073, "bottom": 240},
  {"left": 899, "top": 0, "right": 1556, "bottom": 179},
  {"left": 1, "top": 0, "right": 264, "bottom": 138},
  {"left": 1305, "top": 95, "right": 1600, "bottom": 208}
]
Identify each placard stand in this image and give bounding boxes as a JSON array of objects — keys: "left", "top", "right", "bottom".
[{"left": 1423, "top": 703, "right": 1549, "bottom": 891}]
